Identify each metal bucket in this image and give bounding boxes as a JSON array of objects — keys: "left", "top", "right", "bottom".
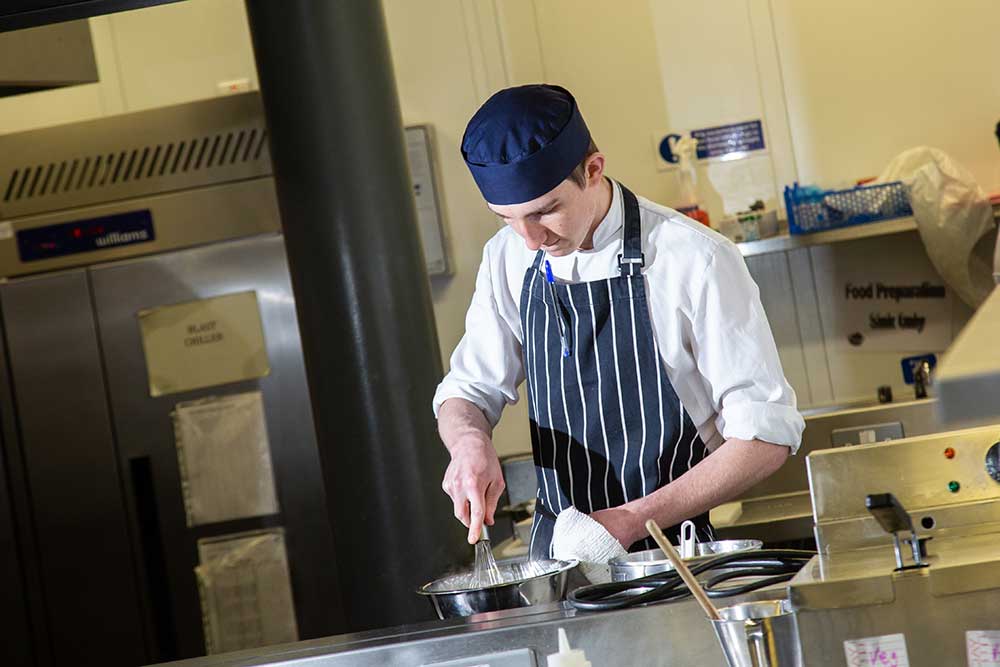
[
  {"left": 609, "top": 540, "right": 763, "bottom": 582},
  {"left": 416, "top": 556, "right": 578, "bottom": 619},
  {"left": 711, "top": 599, "right": 802, "bottom": 667}
]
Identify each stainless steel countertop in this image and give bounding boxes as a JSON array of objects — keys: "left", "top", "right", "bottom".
[{"left": 152, "top": 584, "right": 789, "bottom": 666}]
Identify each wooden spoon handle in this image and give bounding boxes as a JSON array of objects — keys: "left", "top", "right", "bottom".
[{"left": 646, "top": 519, "right": 721, "bottom": 621}]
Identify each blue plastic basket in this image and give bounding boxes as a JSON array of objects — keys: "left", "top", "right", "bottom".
[{"left": 783, "top": 181, "right": 913, "bottom": 234}]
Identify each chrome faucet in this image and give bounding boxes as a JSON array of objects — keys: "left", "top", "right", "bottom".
[{"left": 913, "top": 360, "right": 932, "bottom": 399}]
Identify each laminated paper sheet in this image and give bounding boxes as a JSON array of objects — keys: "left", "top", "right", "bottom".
[
  {"left": 196, "top": 529, "right": 298, "bottom": 654},
  {"left": 173, "top": 391, "right": 279, "bottom": 526},
  {"left": 138, "top": 290, "right": 270, "bottom": 397}
]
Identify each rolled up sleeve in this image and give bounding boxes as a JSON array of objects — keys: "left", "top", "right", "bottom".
[
  {"left": 690, "top": 242, "right": 805, "bottom": 453},
  {"left": 432, "top": 243, "right": 523, "bottom": 428}
]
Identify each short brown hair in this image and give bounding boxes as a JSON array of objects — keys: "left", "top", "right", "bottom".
[{"left": 567, "top": 139, "right": 599, "bottom": 188}]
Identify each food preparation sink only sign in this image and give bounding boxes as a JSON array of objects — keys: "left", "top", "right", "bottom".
[
  {"left": 811, "top": 234, "right": 954, "bottom": 353},
  {"left": 138, "top": 291, "right": 270, "bottom": 396}
]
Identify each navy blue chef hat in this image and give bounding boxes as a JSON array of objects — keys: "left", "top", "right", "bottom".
[{"left": 461, "top": 84, "right": 592, "bottom": 205}]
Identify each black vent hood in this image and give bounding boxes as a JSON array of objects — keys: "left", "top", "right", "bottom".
[
  {"left": 0, "top": 0, "right": 182, "bottom": 33},
  {"left": 0, "top": 1, "right": 186, "bottom": 98},
  {"left": 0, "top": 20, "right": 98, "bottom": 97}
]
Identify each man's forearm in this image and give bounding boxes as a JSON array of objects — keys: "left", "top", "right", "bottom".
[
  {"left": 438, "top": 397, "right": 493, "bottom": 452},
  {"left": 438, "top": 397, "right": 505, "bottom": 542},
  {"left": 606, "top": 438, "right": 789, "bottom": 546}
]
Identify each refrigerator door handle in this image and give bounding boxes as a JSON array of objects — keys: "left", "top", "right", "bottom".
[{"left": 129, "top": 455, "right": 179, "bottom": 661}]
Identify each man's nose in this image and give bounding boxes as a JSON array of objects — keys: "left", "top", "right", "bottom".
[{"left": 513, "top": 220, "right": 546, "bottom": 250}]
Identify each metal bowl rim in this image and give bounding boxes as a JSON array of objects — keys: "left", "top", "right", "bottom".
[
  {"left": 608, "top": 539, "right": 764, "bottom": 568},
  {"left": 415, "top": 558, "right": 579, "bottom": 596}
]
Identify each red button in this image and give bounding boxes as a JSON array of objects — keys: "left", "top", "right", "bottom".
[{"left": 944, "top": 447, "right": 956, "bottom": 459}]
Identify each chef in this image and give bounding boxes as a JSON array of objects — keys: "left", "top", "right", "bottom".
[{"left": 433, "top": 84, "right": 804, "bottom": 568}]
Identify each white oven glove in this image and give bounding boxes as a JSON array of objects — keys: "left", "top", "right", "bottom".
[{"left": 551, "top": 506, "right": 627, "bottom": 584}]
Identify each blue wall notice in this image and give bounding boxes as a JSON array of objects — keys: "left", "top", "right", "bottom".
[{"left": 691, "top": 120, "right": 765, "bottom": 160}]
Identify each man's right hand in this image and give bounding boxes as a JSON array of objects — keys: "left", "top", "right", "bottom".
[{"left": 441, "top": 435, "right": 506, "bottom": 544}]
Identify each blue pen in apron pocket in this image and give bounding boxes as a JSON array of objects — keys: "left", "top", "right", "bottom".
[{"left": 544, "top": 260, "right": 571, "bottom": 357}]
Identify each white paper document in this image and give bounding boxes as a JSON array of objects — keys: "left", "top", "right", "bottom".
[
  {"left": 844, "top": 633, "right": 909, "bottom": 667},
  {"left": 196, "top": 529, "right": 298, "bottom": 654},
  {"left": 968, "top": 631, "right": 1000, "bottom": 667},
  {"left": 172, "top": 391, "right": 279, "bottom": 526}
]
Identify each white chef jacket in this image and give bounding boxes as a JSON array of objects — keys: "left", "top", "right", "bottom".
[{"left": 433, "top": 179, "right": 804, "bottom": 453}]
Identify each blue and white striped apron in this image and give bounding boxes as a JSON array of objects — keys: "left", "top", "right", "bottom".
[{"left": 523, "top": 181, "right": 715, "bottom": 559}]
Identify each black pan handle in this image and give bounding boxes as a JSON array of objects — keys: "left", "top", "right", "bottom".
[{"left": 865, "top": 492, "right": 914, "bottom": 535}]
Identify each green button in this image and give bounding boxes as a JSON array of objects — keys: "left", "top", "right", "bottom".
[{"left": 948, "top": 480, "right": 961, "bottom": 493}]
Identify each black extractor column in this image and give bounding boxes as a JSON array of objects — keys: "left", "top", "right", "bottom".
[{"left": 244, "top": 0, "right": 465, "bottom": 631}]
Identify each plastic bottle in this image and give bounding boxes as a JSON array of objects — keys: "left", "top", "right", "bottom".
[
  {"left": 546, "top": 628, "right": 592, "bottom": 667},
  {"left": 673, "top": 134, "right": 711, "bottom": 227}
]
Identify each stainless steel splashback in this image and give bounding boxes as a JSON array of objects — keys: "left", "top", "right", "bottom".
[{"left": 807, "top": 425, "right": 1000, "bottom": 553}]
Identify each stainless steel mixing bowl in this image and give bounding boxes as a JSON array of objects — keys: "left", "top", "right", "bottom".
[
  {"left": 609, "top": 539, "right": 763, "bottom": 582},
  {"left": 417, "top": 556, "right": 578, "bottom": 619}
]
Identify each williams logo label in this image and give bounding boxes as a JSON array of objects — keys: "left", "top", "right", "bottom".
[
  {"left": 94, "top": 229, "right": 152, "bottom": 248},
  {"left": 17, "top": 210, "right": 155, "bottom": 262}
]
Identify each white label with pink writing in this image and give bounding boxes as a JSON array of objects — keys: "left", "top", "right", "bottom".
[
  {"left": 843, "top": 633, "right": 909, "bottom": 667},
  {"left": 968, "top": 630, "right": 1000, "bottom": 666}
]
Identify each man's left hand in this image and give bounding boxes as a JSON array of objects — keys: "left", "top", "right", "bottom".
[{"left": 589, "top": 506, "right": 643, "bottom": 550}]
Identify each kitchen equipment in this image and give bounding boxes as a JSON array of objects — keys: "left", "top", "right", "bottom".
[
  {"left": 679, "top": 520, "right": 697, "bottom": 559},
  {"left": 155, "top": 580, "right": 786, "bottom": 667},
  {"left": 472, "top": 538, "right": 503, "bottom": 587},
  {"left": 417, "top": 556, "right": 578, "bottom": 619},
  {"left": 545, "top": 628, "right": 592, "bottom": 667},
  {"left": 649, "top": 522, "right": 804, "bottom": 667},
  {"left": 0, "top": 92, "right": 464, "bottom": 664},
  {"left": 646, "top": 520, "right": 720, "bottom": 621},
  {"left": 609, "top": 539, "right": 762, "bottom": 582},
  {"left": 711, "top": 397, "right": 939, "bottom": 545},
  {"left": 568, "top": 549, "right": 812, "bottom": 612},
  {"left": 711, "top": 599, "right": 803, "bottom": 667},
  {"left": 787, "top": 424, "right": 1000, "bottom": 664}
]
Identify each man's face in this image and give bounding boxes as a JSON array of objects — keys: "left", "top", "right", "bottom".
[{"left": 487, "top": 166, "right": 602, "bottom": 257}]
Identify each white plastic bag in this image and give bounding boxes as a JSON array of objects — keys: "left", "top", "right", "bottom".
[{"left": 878, "top": 147, "right": 996, "bottom": 308}]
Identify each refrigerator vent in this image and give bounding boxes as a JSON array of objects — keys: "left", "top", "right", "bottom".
[{"left": 2, "top": 128, "right": 268, "bottom": 204}]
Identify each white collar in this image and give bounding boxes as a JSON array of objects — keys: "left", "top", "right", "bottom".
[{"left": 581, "top": 178, "right": 623, "bottom": 253}]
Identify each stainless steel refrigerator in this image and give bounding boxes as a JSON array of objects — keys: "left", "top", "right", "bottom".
[{"left": 0, "top": 93, "right": 462, "bottom": 666}]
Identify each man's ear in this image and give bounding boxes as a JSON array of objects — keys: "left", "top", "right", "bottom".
[{"left": 585, "top": 152, "right": 605, "bottom": 187}]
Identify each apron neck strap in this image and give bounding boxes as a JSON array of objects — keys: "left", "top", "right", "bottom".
[
  {"left": 618, "top": 184, "right": 644, "bottom": 277},
  {"left": 530, "top": 249, "right": 545, "bottom": 271},
  {"left": 527, "top": 182, "right": 643, "bottom": 276}
]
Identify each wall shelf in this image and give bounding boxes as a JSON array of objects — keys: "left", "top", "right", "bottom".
[
  {"left": 738, "top": 203, "right": 1000, "bottom": 258},
  {"left": 737, "top": 217, "right": 918, "bottom": 257}
]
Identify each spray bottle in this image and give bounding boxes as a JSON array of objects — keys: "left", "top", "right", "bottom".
[
  {"left": 673, "top": 134, "right": 711, "bottom": 227},
  {"left": 546, "top": 628, "right": 592, "bottom": 667}
]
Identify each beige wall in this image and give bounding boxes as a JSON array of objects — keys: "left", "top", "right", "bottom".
[{"left": 772, "top": 0, "right": 1000, "bottom": 192}]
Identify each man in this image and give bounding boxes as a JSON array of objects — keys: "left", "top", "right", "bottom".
[{"left": 433, "top": 84, "right": 803, "bottom": 566}]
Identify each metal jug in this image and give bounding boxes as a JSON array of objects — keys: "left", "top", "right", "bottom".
[{"left": 711, "top": 599, "right": 802, "bottom": 667}]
